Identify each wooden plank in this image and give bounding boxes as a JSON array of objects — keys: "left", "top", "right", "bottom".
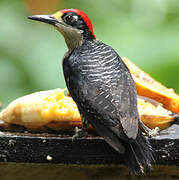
[
  {"left": 0, "top": 125, "right": 178, "bottom": 165},
  {"left": 0, "top": 164, "right": 179, "bottom": 180}
]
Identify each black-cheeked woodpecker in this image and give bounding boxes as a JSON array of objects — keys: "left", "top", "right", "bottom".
[{"left": 29, "top": 9, "right": 158, "bottom": 174}]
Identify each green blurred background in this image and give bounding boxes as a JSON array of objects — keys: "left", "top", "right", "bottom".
[{"left": 0, "top": 0, "right": 179, "bottom": 108}]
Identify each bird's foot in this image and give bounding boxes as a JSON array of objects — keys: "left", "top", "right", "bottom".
[
  {"left": 72, "top": 127, "right": 88, "bottom": 141},
  {"left": 139, "top": 118, "right": 160, "bottom": 137},
  {"left": 143, "top": 126, "right": 160, "bottom": 137}
]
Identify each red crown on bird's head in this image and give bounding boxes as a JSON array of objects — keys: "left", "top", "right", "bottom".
[{"left": 60, "top": 9, "right": 96, "bottom": 39}]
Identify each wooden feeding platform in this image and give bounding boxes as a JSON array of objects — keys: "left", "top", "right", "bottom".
[{"left": 0, "top": 125, "right": 178, "bottom": 180}]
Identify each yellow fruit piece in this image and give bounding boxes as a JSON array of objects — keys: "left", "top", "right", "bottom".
[
  {"left": 0, "top": 89, "right": 177, "bottom": 132},
  {"left": 137, "top": 97, "right": 176, "bottom": 131},
  {"left": 122, "top": 57, "right": 179, "bottom": 113},
  {"left": 0, "top": 89, "right": 81, "bottom": 130}
]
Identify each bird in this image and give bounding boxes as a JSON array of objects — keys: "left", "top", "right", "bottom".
[{"left": 28, "top": 9, "right": 156, "bottom": 174}]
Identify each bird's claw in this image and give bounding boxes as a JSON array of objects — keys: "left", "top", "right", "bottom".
[
  {"left": 139, "top": 118, "right": 160, "bottom": 137},
  {"left": 143, "top": 127, "right": 160, "bottom": 137},
  {"left": 148, "top": 127, "right": 160, "bottom": 137},
  {"left": 72, "top": 127, "right": 88, "bottom": 141}
]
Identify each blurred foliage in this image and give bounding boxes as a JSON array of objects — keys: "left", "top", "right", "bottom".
[{"left": 0, "top": 0, "right": 179, "bottom": 108}]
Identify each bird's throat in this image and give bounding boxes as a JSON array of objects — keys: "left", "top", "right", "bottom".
[
  {"left": 55, "top": 26, "right": 83, "bottom": 51},
  {"left": 64, "top": 33, "right": 83, "bottom": 50}
]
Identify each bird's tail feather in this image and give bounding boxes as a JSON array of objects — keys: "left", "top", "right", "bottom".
[
  {"left": 90, "top": 121, "right": 154, "bottom": 175},
  {"left": 122, "top": 130, "right": 154, "bottom": 175}
]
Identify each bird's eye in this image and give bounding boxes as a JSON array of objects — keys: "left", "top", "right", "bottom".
[{"left": 63, "top": 15, "right": 78, "bottom": 25}]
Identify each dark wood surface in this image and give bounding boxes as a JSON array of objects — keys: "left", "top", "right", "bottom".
[{"left": 0, "top": 125, "right": 178, "bottom": 165}]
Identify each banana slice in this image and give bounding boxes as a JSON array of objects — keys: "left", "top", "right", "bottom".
[
  {"left": 137, "top": 96, "right": 178, "bottom": 131},
  {"left": 0, "top": 89, "right": 81, "bottom": 131}
]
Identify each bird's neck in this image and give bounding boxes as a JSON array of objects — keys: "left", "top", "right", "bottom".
[
  {"left": 56, "top": 27, "right": 83, "bottom": 51},
  {"left": 55, "top": 26, "right": 96, "bottom": 51},
  {"left": 64, "top": 35, "right": 83, "bottom": 51}
]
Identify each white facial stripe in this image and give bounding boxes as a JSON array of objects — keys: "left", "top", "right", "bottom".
[{"left": 73, "top": 15, "right": 78, "bottom": 21}]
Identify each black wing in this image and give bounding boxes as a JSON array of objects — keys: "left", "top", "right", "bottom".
[{"left": 65, "top": 41, "right": 139, "bottom": 140}]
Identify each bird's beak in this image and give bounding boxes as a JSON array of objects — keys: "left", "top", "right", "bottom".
[{"left": 28, "top": 12, "right": 63, "bottom": 26}]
